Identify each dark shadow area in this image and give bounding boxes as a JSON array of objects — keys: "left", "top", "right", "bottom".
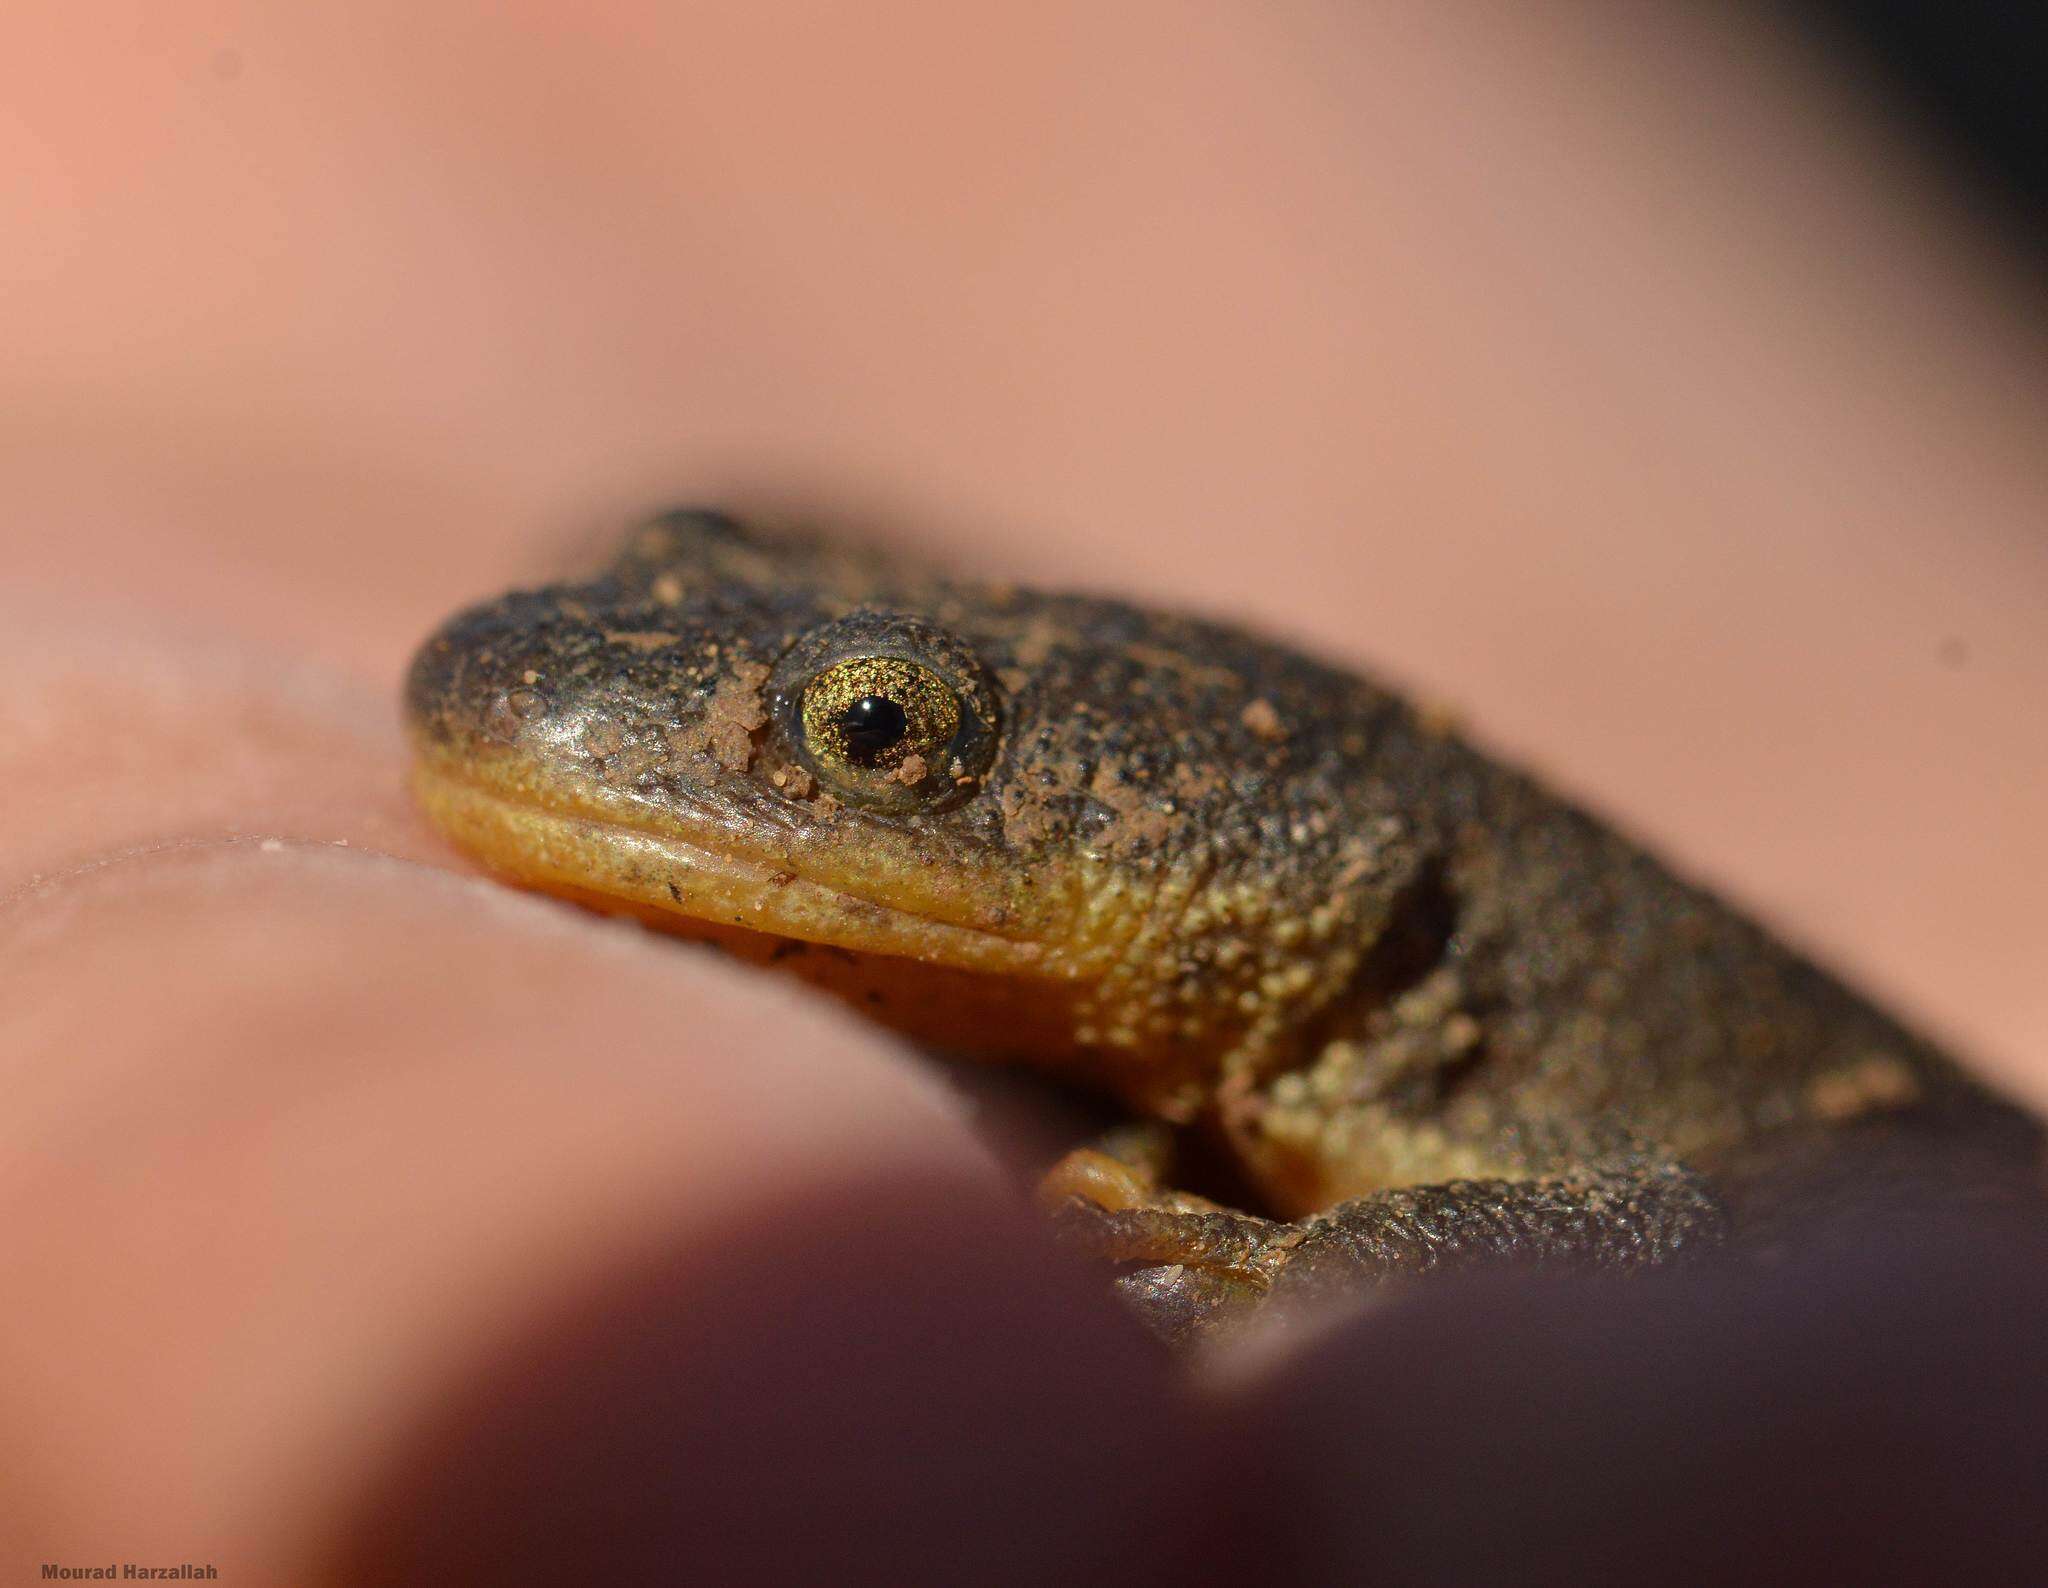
[
  {"left": 336, "top": 1149, "right": 2048, "bottom": 1585},
  {"left": 332, "top": 1171, "right": 1219, "bottom": 1587},
  {"left": 1237, "top": 1190, "right": 2048, "bottom": 1584},
  {"left": 1790, "top": 0, "right": 2047, "bottom": 257}
]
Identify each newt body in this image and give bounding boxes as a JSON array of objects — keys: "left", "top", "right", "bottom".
[{"left": 406, "top": 511, "right": 2037, "bottom": 1341}]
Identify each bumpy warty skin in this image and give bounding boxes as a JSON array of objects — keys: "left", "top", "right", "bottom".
[{"left": 406, "top": 509, "right": 2035, "bottom": 1219}]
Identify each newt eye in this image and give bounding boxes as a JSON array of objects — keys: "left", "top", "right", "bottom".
[
  {"left": 801, "top": 656, "right": 959, "bottom": 779},
  {"left": 777, "top": 616, "right": 1001, "bottom": 810}
]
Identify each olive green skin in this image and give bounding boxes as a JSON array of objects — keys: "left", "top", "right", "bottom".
[{"left": 406, "top": 509, "right": 2035, "bottom": 1234}]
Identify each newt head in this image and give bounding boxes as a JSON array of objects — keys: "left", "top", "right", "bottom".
[{"left": 404, "top": 509, "right": 1428, "bottom": 1117}]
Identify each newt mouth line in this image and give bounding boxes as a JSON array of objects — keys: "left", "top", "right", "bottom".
[{"left": 409, "top": 759, "right": 1064, "bottom": 977}]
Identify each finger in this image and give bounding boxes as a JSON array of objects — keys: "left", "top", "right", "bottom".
[
  {"left": 0, "top": 845, "right": 1023, "bottom": 1579},
  {"left": 0, "top": 590, "right": 457, "bottom": 898}
]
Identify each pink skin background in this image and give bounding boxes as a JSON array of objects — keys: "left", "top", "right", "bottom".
[{"left": 3, "top": 1, "right": 2045, "bottom": 1576}]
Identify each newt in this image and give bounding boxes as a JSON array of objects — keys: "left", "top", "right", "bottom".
[{"left": 405, "top": 509, "right": 2040, "bottom": 1344}]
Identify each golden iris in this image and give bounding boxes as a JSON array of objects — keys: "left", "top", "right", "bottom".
[{"left": 799, "top": 657, "right": 961, "bottom": 788}]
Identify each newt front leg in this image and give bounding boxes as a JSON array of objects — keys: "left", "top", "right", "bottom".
[{"left": 1045, "top": 1144, "right": 1727, "bottom": 1346}]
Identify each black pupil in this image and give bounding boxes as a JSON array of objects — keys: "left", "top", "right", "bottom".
[{"left": 837, "top": 695, "right": 909, "bottom": 762}]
